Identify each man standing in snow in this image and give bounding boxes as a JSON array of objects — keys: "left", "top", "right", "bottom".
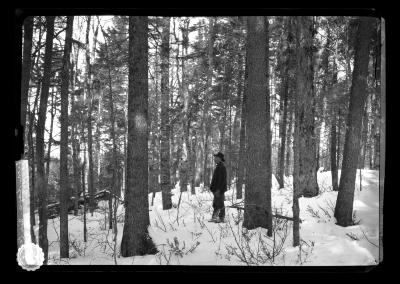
[{"left": 209, "top": 152, "right": 227, "bottom": 222}]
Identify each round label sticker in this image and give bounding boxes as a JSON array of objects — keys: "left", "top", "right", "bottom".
[{"left": 17, "top": 243, "right": 44, "bottom": 271}]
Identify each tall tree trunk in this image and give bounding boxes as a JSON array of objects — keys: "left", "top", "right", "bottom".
[
  {"left": 360, "top": 99, "right": 369, "bottom": 168},
  {"left": 28, "top": 86, "right": 39, "bottom": 243},
  {"left": 71, "top": 121, "right": 81, "bottom": 216},
  {"left": 316, "top": 27, "right": 332, "bottom": 173},
  {"left": 372, "top": 92, "right": 380, "bottom": 170},
  {"left": 334, "top": 17, "right": 374, "bottom": 226},
  {"left": 330, "top": 36, "right": 339, "bottom": 191},
  {"left": 59, "top": 16, "right": 74, "bottom": 259},
  {"left": 236, "top": 48, "right": 247, "bottom": 199},
  {"left": 190, "top": 129, "right": 197, "bottom": 194},
  {"left": 100, "top": 26, "right": 119, "bottom": 228},
  {"left": 106, "top": 42, "right": 119, "bottom": 229},
  {"left": 181, "top": 18, "right": 192, "bottom": 194},
  {"left": 28, "top": 21, "right": 44, "bottom": 242},
  {"left": 85, "top": 16, "right": 95, "bottom": 214},
  {"left": 81, "top": 129, "right": 87, "bottom": 243},
  {"left": 293, "top": 92, "right": 300, "bottom": 247},
  {"left": 71, "top": 48, "right": 81, "bottom": 216},
  {"left": 285, "top": 106, "right": 293, "bottom": 177},
  {"left": 276, "top": 27, "right": 290, "bottom": 189},
  {"left": 91, "top": 21, "right": 101, "bottom": 190},
  {"left": 292, "top": 16, "right": 301, "bottom": 243},
  {"left": 35, "top": 15, "right": 55, "bottom": 264},
  {"left": 337, "top": 107, "right": 342, "bottom": 170},
  {"left": 293, "top": 16, "right": 318, "bottom": 246},
  {"left": 202, "top": 18, "right": 215, "bottom": 188},
  {"left": 45, "top": 89, "right": 55, "bottom": 184},
  {"left": 293, "top": 16, "right": 319, "bottom": 198},
  {"left": 80, "top": 59, "right": 88, "bottom": 243},
  {"left": 160, "top": 17, "right": 172, "bottom": 208},
  {"left": 121, "top": 16, "right": 157, "bottom": 257},
  {"left": 227, "top": 102, "right": 232, "bottom": 190},
  {"left": 232, "top": 65, "right": 242, "bottom": 192},
  {"left": 242, "top": 16, "right": 272, "bottom": 235},
  {"left": 21, "top": 16, "right": 34, "bottom": 143},
  {"left": 330, "top": 61, "right": 339, "bottom": 192}
]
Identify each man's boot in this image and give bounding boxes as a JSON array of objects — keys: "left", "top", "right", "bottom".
[
  {"left": 210, "top": 209, "right": 220, "bottom": 222},
  {"left": 217, "top": 207, "right": 225, "bottom": 223}
]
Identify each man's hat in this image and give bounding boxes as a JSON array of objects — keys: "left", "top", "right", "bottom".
[{"left": 213, "top": 152, "right": 225, "bottom": 162}]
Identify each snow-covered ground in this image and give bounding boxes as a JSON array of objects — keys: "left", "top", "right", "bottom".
[{"left": 38, "top": 169, "right": 380, "bottom": 266}]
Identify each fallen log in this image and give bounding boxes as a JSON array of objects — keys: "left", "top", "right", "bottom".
[
  {"left": 227, "top": 205, "right": 302, "bottom": 223},
  {"left": 35, "top": 189, "right": 125, "bottom": 219}
]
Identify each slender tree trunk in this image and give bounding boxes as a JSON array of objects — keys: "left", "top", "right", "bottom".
[
  {"left": 21, "top": 16, "right": 34, "bottom": 141},
  {"left": 59, "top": 16, "right": 74, "bottom": 259},
  {"left": 203, "top": 18, "right": 215, "bottom": 188},
  {"left": 330, "top": 101, "right": 339, "bottom": 191},
  {"left": 28, "top": 89, "right": 39, "bottom": 243},
  {"left": 160, "top": 17, "right": 172, "bottom": 208},
  {"left": 277, "top": 63, "right": 289, "bottom": 189},
  {"left": 293, "top": 100, "right": 300, "bottom": 247},
  {"left": 264, "top": 16, "right": 272, "bottom": 236},
  {"left": 45, "top": 89, "right": 55, "bottom": 184},
  {"left": 292, "top": 15, "right": 302, "bottom": 246},
  {"left": 107, "top": 53, "right": 118, "bottom": 229},
  {"left": 230, "top": 52, "right": 243, "bottom": 192},
  {"left": 330, "top": 39, "right": 339, "bottom": 191},
  {"left": 71, "top": 121, "right": 81, "bottom": 216},
  {"left": 360, "top": 99, "right": 369, "bottom": 168},
  {"left": 227, "top": 102, "right": 232, "bottom": 190},
  {"left": 315, "top": 27, "right": 331, "bottom": 173},
  {"left": 242, "top": 16, "right": 272, "bottom": 234},
  {"left": 334, "top": 17, "right": 374, "bottom": 226},
  {"left": 121, "top": 16, "right": 157, "bottom": 257},
  {"left": 85, "top": 16, "right": 95, "bottom": 215},
  {"left": 80, "top": 104, "right": 88, "bottom": 242},
  {"left": 35, "top": 15, "right": 55, "bottom": 264},
  {"left": 101, "top": 30, "right": 119, "bottom": 229},
  {"left": 28, "top": 21, "right": 44, "bottom": 241},
  {"left": 190, "top": 129, "right": 197, "bottom": 194},
  {"left": 236, "top": 48, "right": 247, "bottom": 199},
  {"left": 337, "top": 107, "right": 342, "bottom": 170},
  {"left": 372, "top": 92, "right": 380, "bottom": 170},
  {"left": 71, "top": 49, "right": 81, "bottom": 216},
  {"left": 91, "top": 21, "right": 101, "bottom": 190},
  {"left": 181, "top": 18, "right": 192, "bottom": 194},
  {"left": 285, "top": 107, "right": 293, "bottom": 177}
]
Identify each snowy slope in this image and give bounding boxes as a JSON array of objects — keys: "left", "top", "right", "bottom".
[{"left": 40, "top": 169, "right": 380, "bottom": 266}]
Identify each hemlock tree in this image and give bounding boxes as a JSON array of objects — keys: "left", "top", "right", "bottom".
[
  {"left": 334, "top": 17, "right": 375, "bottom": 227},
  {"left": 120, "top": 16, "right": 157, "bottom": 257},
  {"left": 35, "top": 15, "right": 55, "bottom": 264},
  {"left": 160, "top": 17, "right": 173, "bottom": 210},
  {"left": 293, "top": 16, "right": 319, "bottom": 246},
  {"left": 242, "top": 16, "right": 272, "bottom": 235},
  {"left": 85, "top": 16, "right": 95, "bottom": 214},
  {"left": 59, "top": 16, "right": 74, "bottom": 259},
  {"left": 293, "top": 16, "right": 319, "bottom": 199}
]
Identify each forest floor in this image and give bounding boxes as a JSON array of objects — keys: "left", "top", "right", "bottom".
[{"left": 40, "top": 169, "right": 380, "bottom": 266}]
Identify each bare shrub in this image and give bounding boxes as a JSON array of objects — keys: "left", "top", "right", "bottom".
[{"left": 224, "top": 213, "right": 290, "bottom": 265}]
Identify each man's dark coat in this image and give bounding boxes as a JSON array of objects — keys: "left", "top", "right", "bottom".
[{"left": 210, "top": 161, "right": 227, "bottom": 193}]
